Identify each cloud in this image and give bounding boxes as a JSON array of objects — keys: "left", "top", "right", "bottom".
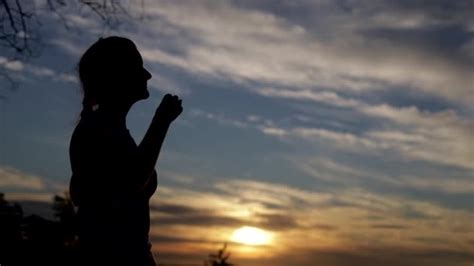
[
  {"left": 216, "top": 178, "right": 472, "bottom": 224},
  {"left": 150, "top": 201, "right": 243, "bottom": 227},
  {"left": 370, "top": 224, "right": 410, "bottom": 230},
  {"left": 150, "top": 202, "right": 202, "bottom": 216},
  {"left": 33, "top": 0, "right": 472, "bottom": 173},
  {"left": 190, "top": 109, "right": 249, "bottom": 128},
  {"left": 362, "top": 105, "right": 474, "bottom": 169},
  {"left": 49, "top": 38, "right": 84, "bottom": 56},
  {"left": 0, "top": 166, "right": 46, "bottom": 190},
  {"left": 0, "top": 57, "right": 24, "bottom": 71},
  {"left": 361, "top": 1, "right": 473, "bottom": 31},
  {"left": 150, "top": 198, "right": 299, "bottom": 231},
  {"left": 253, "top": 88, "right": 474, "bottom": 169},
  {"left": 258, "top": 87, "right": 362, "bottom": 108},
  {"left": 259, "top": 126, "right": 288, "bottom": 137},
  {"left": 395, "top": 175, "right": 474, "bottom": 194},
  {"left": 137, "top": 0, "right": 472, "bottom": 104},
  {"left": 292, "top": 156, "right": 392, "bottom": 186},
  {"left": 293, "top": 155, "right": 474, "bottom": 199},
  {"left": 2, "top": 1, "right": 471, "bottom": 265},
  {"left": 0, "top": 166, "right": 70, "bottom": 219},
  {"left": 0, "top": 56, "right": 77, "bottom": 83},
  {"left": 268, "top": 245, "right": 474, "bottom": 266},
  {"left": 184, "top": 83, "right": 473, "bottom": 170},
  {"left": 147, "top": 72, "right": 190, "bottom": 95},
  {"left": 0, "top": 164, "right": 70, "bottom": 199},
  {"left": 152, "top": 212, "right": 243, "bottom": 227},
  {"left": 149, "top": 234, "right": 208, "bottom": 244},
  {"left": 254, "top": 213, "right": 299, "bottom": 231}
]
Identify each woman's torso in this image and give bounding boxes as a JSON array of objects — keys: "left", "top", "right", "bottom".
[{"left": 69, "top": 110, "right": 155, "bottom": 264}]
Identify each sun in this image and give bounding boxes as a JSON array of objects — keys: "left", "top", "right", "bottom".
[{"left": 231, "top": 226, "right": 273, "bottom": 246}]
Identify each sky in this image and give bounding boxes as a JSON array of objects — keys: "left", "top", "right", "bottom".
[{"left": 0, "top": 0, "right": 473, "bottom": 265}]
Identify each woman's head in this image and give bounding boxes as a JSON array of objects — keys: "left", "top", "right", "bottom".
[{"left": 78, "top": 36, "right": 152, "bottom": 112}]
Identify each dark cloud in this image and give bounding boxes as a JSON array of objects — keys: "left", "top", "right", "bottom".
[
  {"left": 269, "top": 246, "right": 474, "bottom": 266},
  {"left": 451, "top": 225, "right": 474, "bottom": 233},
  {"left": 150, "top": 202, "right": 244, "bottom": 227},
  {"left": 152, "top": 214, "right": 243, "bottom": 227},
  {"left": 370, "top": 224, "right": 410, "bottom": 230},
  {"left": 151, "top": 203, "right": 307, "bottom": 232},
  {"left": 322, "top": 198, "right": 360, "bottom": 209},
  {"left": 150, "top": 202, "right": 202, "bottom": 216},
  {"left": 236, "top": 197, "right": 290, "bottom": 212},
  {"left": 150, "top": 234, "right": 218, "bottom": 245},
  {"left": 401, "top": 205, "right": 439, "bottom": 220},
  {"left": 366, "top": 215, "right": 385, "bottom": 221},
  {"left": 311, "top": 223, "right": 338, "bottom": 231},
  {"left": 150, "top": 234, "right": 257, "bottom": 250},
  {"left": 255, "top": 213, "right": 298, "bottom": 231},
  {"left": 412, "top": 237, "right": 445, "bottom": 244},
  {"left": 377, "top": 185, "right": 474, "bottom": 212}
]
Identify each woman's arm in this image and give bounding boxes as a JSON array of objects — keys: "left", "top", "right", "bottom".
[
  {"left": 143, "top": 170, "right": 158, "bottom": 198},
  {"left": 135, "top": 94, "right": 182, "bottom": 189}
]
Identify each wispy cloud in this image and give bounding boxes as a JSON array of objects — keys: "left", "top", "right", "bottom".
[
  {"left": 146, "top": 178, "right": 474, "bottom": 263},
  {"left": 249, "top": 86, "right": 474, "bottom": 169},
  {"left": 137, "top": 0, "right": 473, "bottom": 104},
  {"left": 190, "top": 109, "right": 249, "bottom": 128},
  {"left": 2, "top": 0, "right": 472, "bottom": 265},
  {"left": 0, "top": 56, "right": 77, "bottom": 83},
  {"left": 0, "top": 166, "right": 46, "bottom": 190},
  {"left": 190, "top": 103, "right": 473, "bottom": 170}
]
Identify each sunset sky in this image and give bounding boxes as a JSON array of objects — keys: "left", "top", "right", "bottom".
[{"left": 0, "top": 0, "right": 473, "bottom": 265}]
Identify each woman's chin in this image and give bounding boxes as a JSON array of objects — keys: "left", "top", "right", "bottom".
[{"left": 137, "top": 90, "right": 150, "bottom": 101}]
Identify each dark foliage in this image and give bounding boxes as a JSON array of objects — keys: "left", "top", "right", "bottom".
[
  {"left": 0, "top": 192, "right": 79, "bottom": 266},
  {"left": 0, "top": 192, "right": 235, "bottom": 266}
]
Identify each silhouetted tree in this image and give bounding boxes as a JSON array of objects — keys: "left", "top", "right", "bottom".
[
  {"left": 52, "top": 192, "right": 77, "bottom": 244},
  {"left": 0, "top": 192, "right": 24, "bottom": 265},
  {"left": 2, "top": 192, "right": 240, "bottom": 266},
  {"left": 1, "top": 0, "right": 138, "bottom": 59},
  {"left": 0, "top": 192, "right": 79, "bottom": 266},
  {"left": 0, "top": 0, "right": 145, "bottom": 96},
  {"left": 204, "top": 243, "right": 234, "bottom": 266}
]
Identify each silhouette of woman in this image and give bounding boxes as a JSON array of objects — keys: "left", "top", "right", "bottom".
[{"left": 69, "top": 36, "right": 182, "bottom": 266}]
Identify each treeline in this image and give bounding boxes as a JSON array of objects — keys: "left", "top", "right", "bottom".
[
  {"left": 0, "top": 193, "right": 234, "bottom": 266},
  {"left": 0, "top": 192, "right": 78, "bottom": 265}
]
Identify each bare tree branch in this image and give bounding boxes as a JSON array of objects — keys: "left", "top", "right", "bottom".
[{"left": 0, "top": 0, "right": 145, "bottom": 96}]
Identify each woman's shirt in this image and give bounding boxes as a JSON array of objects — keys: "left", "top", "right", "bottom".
[{"left": 69, "top": 109, "right": 157, "bottom": 261}]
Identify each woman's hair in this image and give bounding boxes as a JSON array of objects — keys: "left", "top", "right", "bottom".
[{"left": 78, "top": 36, "right": 137, "bottom": 117}]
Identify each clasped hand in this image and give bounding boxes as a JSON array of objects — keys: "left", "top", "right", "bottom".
[{"left": 154, "top": 94, "right": 183, "bottom": 123}]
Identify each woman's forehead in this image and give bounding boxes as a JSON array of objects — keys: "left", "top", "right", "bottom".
[{"left": 121, "top": 47, "right": 143, "bottom": 65}]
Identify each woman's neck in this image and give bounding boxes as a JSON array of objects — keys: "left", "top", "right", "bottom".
[{"left": 96, "top": 102, "right": 133, "bottom": 129}]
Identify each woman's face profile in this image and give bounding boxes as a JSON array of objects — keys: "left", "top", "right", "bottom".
[
  {"left": 117, "top": 47, "right": 152, "bottom": 103},
  {"left": 79, "top": 37, "right": 154, "bottom": 108}
]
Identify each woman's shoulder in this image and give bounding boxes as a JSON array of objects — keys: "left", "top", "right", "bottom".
[
  {"left": 70, "top": 114, "right": 133, "bottom": 150},
  {"left": 70, "top": 115, "right": 102, "bottom": 149},
  {"left": 72, "top": 116, "right": 97, "bottom": 138}
]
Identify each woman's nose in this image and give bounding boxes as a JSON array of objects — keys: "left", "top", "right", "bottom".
[{"left": 144, "top": 69, "right": 152, "bottom": 80}]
